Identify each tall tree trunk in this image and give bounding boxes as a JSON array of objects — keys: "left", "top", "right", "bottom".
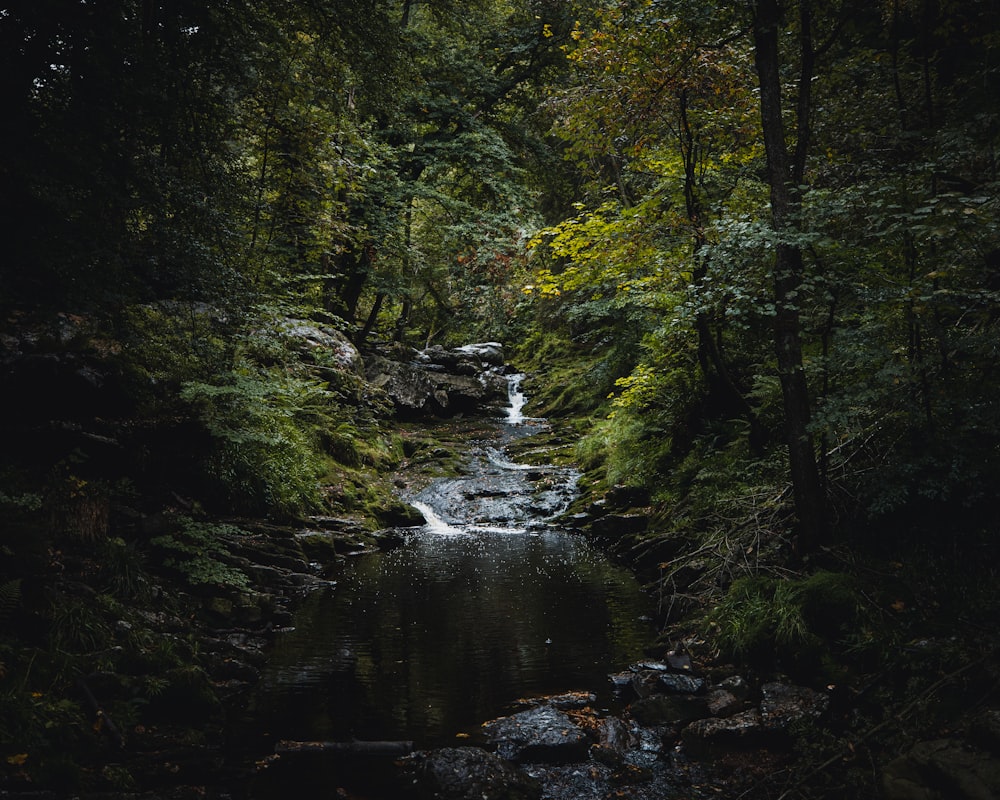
[{"left": 752, "top": 0, "right": 828, "bottom": 554}]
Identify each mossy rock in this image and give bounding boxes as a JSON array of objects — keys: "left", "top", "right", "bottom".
[
  {"left": 296, "top": 532, "right": 344, "bottom": 562},
  {"left": 373, "top": 498, "right": 425, "bottom": 528}
]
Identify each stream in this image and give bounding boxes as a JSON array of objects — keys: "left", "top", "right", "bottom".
[{"left": 245, "top": 376, "right": 656, "bottom": 795}]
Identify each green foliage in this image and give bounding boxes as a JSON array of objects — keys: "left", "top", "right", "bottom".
[
  {"left": 710, "top": 571, "right": 863, "bottom": 671},
  {"left": 150, "top": 517, "right": 251, "bottom": 593},
  {"left": 100, "top": 538, "right": 149, "bottom": 600},
  {"left": 180, "top": 368, "right": 327, "bottom": 516},
  {"left": 48, "top": 599, "right": 112, "bottom": 656}
]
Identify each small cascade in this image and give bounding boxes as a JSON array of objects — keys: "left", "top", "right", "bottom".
[
  {"left": 485, "top": 446, "right": 534, "bottom": 471},
  {"left": 506, "top": 373, "right": 527, "bottom": 424},
  {"left": 410, "top": 500, "right": 465, "bottom": 535}
]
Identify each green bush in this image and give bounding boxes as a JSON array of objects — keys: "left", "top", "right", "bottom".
[
  {"left": 180, "top": 368, "right": 327, "bottom": 516},
  {"left": 710, "top": 570, "right": 863, "bottom": 674}
]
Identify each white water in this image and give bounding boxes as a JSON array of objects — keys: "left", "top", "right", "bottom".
[
  {"left": 485, "top": 446, "right": 535, "bottom": 471},
  {"left": 410, "top": 500, "right": 466, "bottom": 536},
  {"left": 506, "top": 373, "right": 527, "bottom": 425}
]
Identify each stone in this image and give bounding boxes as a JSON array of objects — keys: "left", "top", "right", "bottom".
[
  {"left": 401, "top": 746, "right": 541, "bottom": 800},
  {"left": 658, "top": 673, "right": 706, "bottom": 694},
  {"left": 278, "top": 318, "right": 363, "bottom": 374},
  {"left": 682, "top": 709, "right": 765, "bottom": 749},
  {"left": 455, "top": 342, "right": 506, "bottom": 366},
  {"left": 482, "top": 707, "right": 591, "bottom": 764},
  {"left": 588, "top": 513, "right": 649, "bottom": 539},
  {"left": 706, "top": 689, "right": 742, "bottom": 718},
  {"left": 718, "top": 674, "right": 750, "bottom": 700},
  {"left": 609, "top": 672, "right": 635, "bottom": 698},
  {"left": 365, "top": 350, "right": 508, "bottom": 418},
  {"left": 759, "top": 682, "right": 829, "bottom": 730}
]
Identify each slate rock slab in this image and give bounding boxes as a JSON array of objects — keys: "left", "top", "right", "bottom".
[{"left": 482, "top": 707, "right": 591, "bottom": 763}]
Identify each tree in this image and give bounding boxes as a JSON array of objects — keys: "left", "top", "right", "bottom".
[{"left": 749, "top": 0, "right": 828, "bottom": 552}]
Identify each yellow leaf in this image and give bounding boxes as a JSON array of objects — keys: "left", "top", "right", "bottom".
[{"left": 6, "top": 753, "right": 28, "bottom": 766}]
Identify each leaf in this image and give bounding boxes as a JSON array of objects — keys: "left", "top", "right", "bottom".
[{"left": 6, "top": 753, "right": 28, "bottom": 766}]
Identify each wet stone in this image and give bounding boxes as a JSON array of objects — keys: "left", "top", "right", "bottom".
[
  {"left": 401, "top": 746, "right": 541, "bottom": 800},
  {"left": 482, "top": 706, "right": 591, "bottom": 764},
  {"left": 682, "top": 709, "right": 765, "bottom": 750},
  {"left": 609, "top": 671, "right": 635, "bottom": 698},
  {"left": 658, "top": 673, "right": 705, "bottom": 694}
]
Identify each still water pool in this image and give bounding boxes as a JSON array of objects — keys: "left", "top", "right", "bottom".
[{"left": 248, "top": 377, "right": 655, "bottom": 751}]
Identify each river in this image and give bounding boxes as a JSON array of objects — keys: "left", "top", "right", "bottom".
[{"left": 245, "top": 376, "right": 656, "bottom": 794}]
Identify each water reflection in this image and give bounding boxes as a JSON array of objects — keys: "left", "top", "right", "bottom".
[
  {"left": 254, "top": 527, "right": 653, "bottom": 746},
  {"left": 251, "top": 374, "right": 655, "bottom": 748}
]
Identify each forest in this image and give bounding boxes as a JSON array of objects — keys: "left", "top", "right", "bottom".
[{"left": 1, "top": 0, "right": 999, "bottom": 798}]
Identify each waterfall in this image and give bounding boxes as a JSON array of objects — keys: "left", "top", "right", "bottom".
[
  {"left": 410, "top": 500, "right": 465, "bottom": 535},
  {"left": 506, "top": 373, "right": 527, "bottom": 425}
]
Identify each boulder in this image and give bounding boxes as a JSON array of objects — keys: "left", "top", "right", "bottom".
[
  {"left": 682, "top": 709, "right": 765, "bottom": 750},
  {"left": 278, "top": 319, "right": 363, "bottom": 374},
  {"left": 400, "top": 747, "right": 541, "bottom": 800},
  {"left": 706, "top": 688, "right": 743, "bottom": 719},
  {"left": 482, "top": 706, "right": 591, "bottom": 764},
  {"left": 365, "top": 349, "right": 508, "bottom": 418}
]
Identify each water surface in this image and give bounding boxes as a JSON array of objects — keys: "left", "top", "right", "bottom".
[{"left": 250, "top": 378, "right": 655, "bottom": 748}]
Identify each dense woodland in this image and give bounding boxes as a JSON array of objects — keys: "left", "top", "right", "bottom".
[{"left": 2, "top": 0, "right": 999, "bottom": 797}]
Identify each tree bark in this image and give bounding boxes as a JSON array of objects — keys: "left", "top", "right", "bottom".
[{"left": 751, "top": 0, "right": 828, "bottom": 553}]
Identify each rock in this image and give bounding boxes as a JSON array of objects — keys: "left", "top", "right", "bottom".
[
  {"left": 882, "top": 739, "right": 1000, "bottom": 800},
  {"left": 482, "top": 707, "right": 591, "bottom": 764},
  {"left": 588, "top": 513, "right": 649, "bottom": 539},
  {"left": 455, "top": 342, "right": 506, "bottom": 367},
  {"left": 665, "top": 650, "right": 693, "bottom": 672},
  {"left": 609, "top": 672, "right": 635, "bottom": 698},
  {"left": 682, "top": 709, "right": 765, "bottom": 749},
  {"left": 706, "top": 688, "right": 743, "bottom": 718},
  {"left": 365, "top": 349, "right": 508, "bottom": 418},
  {"left": 522, "top": 691, "right": 596, "bottom": 710},
  {"left": 278, "top": 318, "right": 363, "bottom": 374},
  {"left": 718, "top": 674, "right": 750, "bottom": 700},
  {"left": 658, "top": 673, "right": 706, "bottom": 694},
  {"left": 759, "top": 682, "right": 829, "bottom": 730},
  {"left": 401, "top": 746, "right": 541, "bottom": 800},
  {"left": 375, "top": 498, "right": 427, "bottom": 527}
]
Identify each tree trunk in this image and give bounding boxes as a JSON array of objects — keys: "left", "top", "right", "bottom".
[{"left": 752, "top": 0, "right": 827, "bottom": 553}]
